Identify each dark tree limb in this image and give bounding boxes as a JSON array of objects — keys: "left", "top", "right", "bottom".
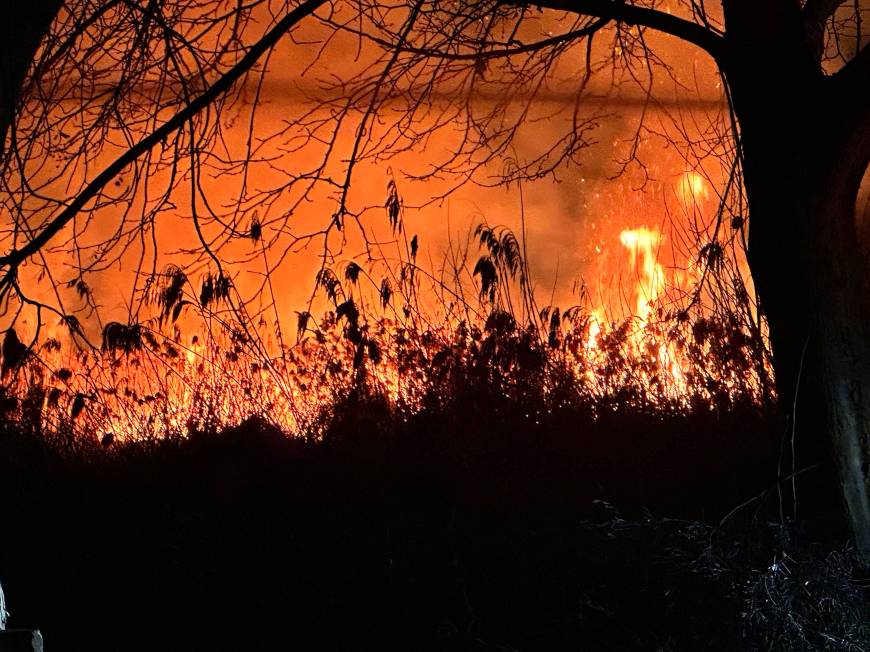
[
  {"left": 515, "top": 0, "right": 724, "bottom": 61},
  {"left": 803, "top": 0, "right": 848, "bottom": 25},
  {"left": 804, "top": 0, "right": 851, "bottom": 59},
  {"left": 0, "top": 2, "right": 64, "bottom": 157},
  {"left": 0, "top": 0, "right": 328, "bottom": 285},
  {"left": 834, "top": 41, "right": 870, "bottom": 106}
]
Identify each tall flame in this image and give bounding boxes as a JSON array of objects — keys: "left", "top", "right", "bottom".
[
  {"left": 581, "top": 226, "right": 686, "bottom": 394},
  {"left": 619, "top": 227, "right": 665, "bottom": 324}
]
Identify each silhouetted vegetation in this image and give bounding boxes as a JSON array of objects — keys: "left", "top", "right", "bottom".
[
  {"left": 1, "top": 350, "right": 867, "bottom": 650},
  {"left": 2, "top": 219, "right": 866, "bottom": 650}
]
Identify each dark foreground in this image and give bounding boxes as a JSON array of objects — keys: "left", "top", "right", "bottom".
[{"left": 0, "top": 395, "right": 867, "bottom": 651}]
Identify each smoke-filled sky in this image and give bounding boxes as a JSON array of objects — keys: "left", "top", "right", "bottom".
[{"left": 9, "top": 3, "right": 747, "bottom": 343}]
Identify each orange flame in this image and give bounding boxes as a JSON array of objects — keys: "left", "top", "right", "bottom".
[
  {"left": 1, "top": 169, "right": 767, "bottom": 443},
  {"left": 619, "top": 227, "right": 665, "bottom": 324},
  {"left": 582, "top": 226, "right": 687, "bottom": 396},
  {"left": 677, "top": 171, "right": 710, "bottom": 207}
]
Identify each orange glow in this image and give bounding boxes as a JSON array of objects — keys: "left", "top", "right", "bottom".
[
  {"left": 677, "top": 171, "right": 711, "bottom": 207},
  {"left": 0, "top": 161, "right": 769, "bottom": 444},
  {"left": 619, "top": 227, "right": 666, "bottom": 323},
  {"left": 0, "top": 13, "right": 767, "bottom": 442}
]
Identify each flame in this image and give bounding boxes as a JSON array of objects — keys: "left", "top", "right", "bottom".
[
  {"left": 582, "top": 226, "right": 687, "bottom": 395},
  {"left": 621, "top": 227, "right": 686, "bottom": 390},
  {"left": 677, "top": 171, "right": 710, "bottom": 206},
  {"left": 586, "top": 306, "right": 605, "bottom": 349},
  {"left": 0, "top": 173, "right": 768, "bottom": 443},
  {"left": 619, "top": 227, "right": 665, "bottom": 323},
  {"left": 575, "top": 171, "right": 721, "bottom": 398}
]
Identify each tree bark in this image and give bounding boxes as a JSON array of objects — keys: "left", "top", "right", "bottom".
[
  {"left": 745, "top": 128, "right": 870, "bottom": 558},
  {"left": 722, "top": 0, "right": 870, "bottom": 557},
  {"left": 809, "top": 112, "right": 870, "bottom": 556}
]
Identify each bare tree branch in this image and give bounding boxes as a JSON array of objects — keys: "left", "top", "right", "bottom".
[
  {"left": 0, "top": 0, "right": 327, "bottom": 288},
  {"left": 804, "top": 0, "right": 848, "bottom": 26},
  {"left": 831, "top": 38, "right": 870, "bottom": 138},
  {"left": 804, "top": 0, "right": 850, "bottom": 59},
  {"left": 507, "top": 0, "right": 724, "bottom": 61},
  {"left": 835, "top": 38, "right": 870, "bottom": 97}
]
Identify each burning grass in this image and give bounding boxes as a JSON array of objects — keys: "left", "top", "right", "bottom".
[
  {"left": 0, "top": 218, "right": 865, "bottom": 650},
  {"left": 0, "top": 219, "right": 772, "bottom": 450}
]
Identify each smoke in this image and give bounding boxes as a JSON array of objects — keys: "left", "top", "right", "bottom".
[{"left": 8, "top": 10, "right": 729, "bottom": 346}]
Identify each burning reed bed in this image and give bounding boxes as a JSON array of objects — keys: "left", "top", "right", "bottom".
[
  {"left": 0, "top": 225, "right": 866, "bottom": 650},
  {"left": 0, "top": 222, "right": 772, "bottom": 450}
]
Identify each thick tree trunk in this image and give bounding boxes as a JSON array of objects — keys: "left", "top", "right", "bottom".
[
  {"left": 743, "top": 145, "right": 870, "bottom": 556},
  {"left": 809, "top": 116, "right": 870, "bottom": 556},
  {"left": 721, "top": 0, "right": 870, "bottom": 558},
  {"left": 0, "top": 3, "right": 64, "bottom": 157},
  {"left": 747, "top": 140, "right": 870, "bottom": 557}
]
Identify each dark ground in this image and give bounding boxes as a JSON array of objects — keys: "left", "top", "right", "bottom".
[{"left": 0, "top": 393, "right": 867, "bottom": 651}]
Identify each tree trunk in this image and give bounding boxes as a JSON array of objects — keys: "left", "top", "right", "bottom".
[
  {"left": 749, "top": 140, "right": 870, "bottom": 558},
  {"left": 808, "top": 114, "right": 870, "bottom": 556},
  {"left": 722, "top": 14, "right": 870, "bottom": 555},
  {"left": 744, "top": 147, "right": 870, "bottom": 556},
  {"left": 0, "top": 3, "right": 63, "bottom": 157}
]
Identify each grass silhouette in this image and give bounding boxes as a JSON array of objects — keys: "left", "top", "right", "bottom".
[{"left": 0, "top": 224, "right": 866, "bottom": 650}]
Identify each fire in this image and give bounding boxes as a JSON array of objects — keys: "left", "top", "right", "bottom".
[
  {"left": 581, "top": 226, "right": 688, "bottom": 396},
  {"left": 677, "top": 171, "right": 710, "bottom": 206},
  {"left": 0, "top": 172, "right": 769, "bottom": 443},
  {"left": 619, "top": 227, "right": 666, "bottom": 323},
  {"left": 577, "top": 173, "right": 737, "bottom": 399}
]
